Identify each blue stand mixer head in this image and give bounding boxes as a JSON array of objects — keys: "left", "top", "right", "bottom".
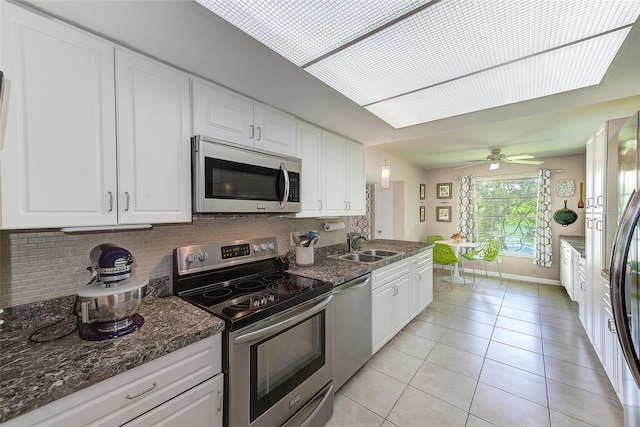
[{"left": 89, "top": 243, "right": 134, "bottom": 285}]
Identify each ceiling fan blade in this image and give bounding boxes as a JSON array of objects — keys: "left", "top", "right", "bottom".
[
  {"left": 505, "top": 154, "right": 534, "bottom": 161},
  {"left": 508, "top": 159, "right": 544, "bottom": 165},
  {"left": 464, "top": 159, "right": 491, "bottom": 163}
]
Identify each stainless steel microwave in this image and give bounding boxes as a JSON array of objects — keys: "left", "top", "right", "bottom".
[{"left": 192, "top": 136, "right": 301, "bottom": 213}]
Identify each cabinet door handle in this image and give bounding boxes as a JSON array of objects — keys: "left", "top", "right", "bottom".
[
  {"left": 125, "top": 192, "right": 130, "bottom": 212},
  {"left": 319, "top": 200, "right": 322, "bottom": 211},
  {"left": 249, "top": 124, "right": 255, "bottom": 139},
  {"left": 587, "top": 219, "right": 594, "bottom": 229},
  {"left": 257, "top": 126, "right": 262, "bottom": 141},
  {"left": 107, "top": 192, "right": 113, "bottom": 212},
  {"left": 597, "top": 195, "right": 604, "bottom": 207},
  {"left": 217, "top": 390, "right": 223, "bottom": 412},
  {"left": 596, "top": 220, "right": 603, "bottom": 231},
  {"left": 126, "top": 382, "right": 157, "bottom": 400},
  {"left": 418, "top": 273, "right": 422, "bottom": 281},
  {"left": 608, "top": 318, "right": 617, "bottom": 334},
  {"left": 581, "top": 281, "right": 586, "bottom": 290}
]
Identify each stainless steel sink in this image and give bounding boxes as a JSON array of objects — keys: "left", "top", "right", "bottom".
[
  {"left": 337, "top": 253, "right": 383, "bottom": 263},
  {"left": 358, "top": 249, "right": 404, "bottom": 257}
]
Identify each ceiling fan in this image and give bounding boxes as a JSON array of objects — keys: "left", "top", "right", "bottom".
[{"left": 456, "top": 148, "right": 544, "bottom": 170}]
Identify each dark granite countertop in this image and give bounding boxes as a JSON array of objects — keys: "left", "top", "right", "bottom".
[
  {"left": 288, "top": 239, "right": 433, "bottom": 285},
  {"left": 0, "top": 279, "right": 225, "bottom": 423},
  {"left": 560, "top": 235, "right": 585, "bottom": 258}
]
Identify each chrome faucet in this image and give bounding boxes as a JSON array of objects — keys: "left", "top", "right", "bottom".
[{"left": 347, "top": 233, "right": 368, "bottom": 252}]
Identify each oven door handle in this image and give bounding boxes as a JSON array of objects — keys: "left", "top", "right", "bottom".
[
  {"left": 234, "top": 294, "right": 333, "bottom": 346},
  {"left": 278, "top": 162, "right": 290, "bottom": 209}
]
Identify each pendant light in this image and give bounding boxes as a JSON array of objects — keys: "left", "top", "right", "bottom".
[{"left": 381, "top": 145, "right": 390, "bottom": 188}]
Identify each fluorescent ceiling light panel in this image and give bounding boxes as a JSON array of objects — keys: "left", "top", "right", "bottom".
[
  {"left": 195, "top": 0, "right": 431, "bottom": 67},
  {"left": 306, "top": 0, "right": 640, "bottom": 106},
  {"left": 196, "top": 0, "right": 640, "bottom": 128},
  {"left": 365, "top": 29, "right": 632, "bottom": 128}
]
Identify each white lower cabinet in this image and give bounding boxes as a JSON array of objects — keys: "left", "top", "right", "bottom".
[
  {"left": 124, "top": 373, "right": 223, "bottom": 427},
  {"left": 601, "top": 276, "right": 622, "bottom": 399},
  {"left": 371, "top": 250, "right": 434, "bottom": 355},
  {"left": 413, "top": 250, "right": 434, "bottom": 315},
  {"left": 4, "top": 335, "right": 223, "bottom": 427},
  {"left": 372, "top": 272, "right": 411, "bottom": 354},
  {"left": 560, "top": 240, "right": 575, "bottom": 300}
]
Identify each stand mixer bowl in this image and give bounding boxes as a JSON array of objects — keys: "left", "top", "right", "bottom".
[
  {"left": 78, "top": 279, "right": 148, "bottom": 323},
  {"left": 77, "top": 277, "right": 148, "bottom": 340}
]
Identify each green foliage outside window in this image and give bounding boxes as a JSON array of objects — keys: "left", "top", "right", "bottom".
[{"left": 475, "top": 177, "right": 538, "bottom": 256}]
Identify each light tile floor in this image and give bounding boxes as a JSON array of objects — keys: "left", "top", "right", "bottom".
[{"left": 325, "top": 273, "right": 625, "bottom": 427}]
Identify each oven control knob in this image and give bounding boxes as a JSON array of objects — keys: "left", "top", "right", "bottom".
[
  {"left": 268, "top": 242, "right": 275, "bottom": 250},
  {"left": 253, "top": 244, "right": 260, "bottom": 252},
  {"left": 185, "top": 253, "right": 195, "bottom": 264},
  {"left": 261, "top": 243, "right": 267, "bottom": 251},
  {"left": 198, "top": 251, "right": 208, "bottom": 262}
]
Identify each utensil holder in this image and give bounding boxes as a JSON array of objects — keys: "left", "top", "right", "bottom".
[{"left": 296, "top": 246, "right": 314, "bottom": 266}]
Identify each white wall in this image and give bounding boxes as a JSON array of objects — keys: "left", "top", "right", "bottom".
[
  {"left": 423, "top": 154, "right": 586, "bottom": 281},
  {"left": 365, "top": 146, "right": 428, "bottom": 242}
]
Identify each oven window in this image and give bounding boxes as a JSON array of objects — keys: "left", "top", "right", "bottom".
[
  {"left": 250, "top": 311, "right": 325, "bottom": 422},
  {"left": 205, "top": 157, "right": 280, "bottom": 201}
]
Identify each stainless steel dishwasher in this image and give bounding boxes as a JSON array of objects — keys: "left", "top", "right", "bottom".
[{"left": 333, "top": 273, "right": 372, "bottom": 390}]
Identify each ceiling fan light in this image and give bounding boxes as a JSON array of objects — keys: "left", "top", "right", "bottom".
[{"left": 489, "top": 162, "right": 500, "bottom": 171}]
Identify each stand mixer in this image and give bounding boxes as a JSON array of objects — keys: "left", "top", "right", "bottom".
[{"left": 76, "top": 244, "right": 148, "bottom": 341}]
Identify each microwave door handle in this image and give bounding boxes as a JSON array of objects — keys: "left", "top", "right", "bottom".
[
  {"left": 610, "top": 188, "right": 640, "bottom": 388},
  {"left": 278, "top": 162, "right": 290, "bottom": 209}
]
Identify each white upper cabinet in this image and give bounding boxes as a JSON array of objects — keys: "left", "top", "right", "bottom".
[
  {"left": 0, "top": 2, "right": 192, "bottom": 229},
  {"left": 321, "top": 130, "right": 348, "bottom": 216},
  {"left": 115, "top": 49, "right": 191, "bottom": 224},
  {"left": 346, "top": 140, "right": 366, "bottom": 215},
  {"left": 296, "top": 121, "right": 323, "bottom": 215},
  {"left": 0, "top": 1, "right": 117, "bottom": 228},
  {"left": 192, "top": 79, "right": 296, "bottom": 156},
  {"left": 294, "top": 124, "right": 365, "bottom": 218}
]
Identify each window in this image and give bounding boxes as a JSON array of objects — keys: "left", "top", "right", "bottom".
[{"left": 474, "top": 176, "right": 538, "bottom": 256}]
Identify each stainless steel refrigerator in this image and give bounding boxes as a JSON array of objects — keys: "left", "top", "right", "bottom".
[{"left": 610, "top": 110, "right": 640, "bottom": 425}]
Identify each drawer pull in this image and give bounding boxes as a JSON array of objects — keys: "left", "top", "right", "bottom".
[
  {"left": 126, "top": 382, "right": 157, "bottom": 400},
  {"left": 608, "top": 318, "right": 617, "bottom": 334}
]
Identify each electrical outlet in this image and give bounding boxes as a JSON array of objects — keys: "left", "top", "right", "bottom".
[{"left": 497, "top": 257, "right": 503, "bottom": 264}]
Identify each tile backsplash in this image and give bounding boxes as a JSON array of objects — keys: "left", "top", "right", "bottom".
[{"left": 0, "top": 216, "right": 348, "bottom": 308}]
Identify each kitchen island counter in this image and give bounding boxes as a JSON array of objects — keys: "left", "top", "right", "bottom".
[
  {"left": 288, "top": 239, "right": 433, "bottom": 286},
  {"left": 0, "top": 280, "right": 224, "bottom": 424}
]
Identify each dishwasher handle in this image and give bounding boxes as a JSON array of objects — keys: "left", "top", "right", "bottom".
[{"left": 332, "top": 275, "right": 371, "bottom": 296}]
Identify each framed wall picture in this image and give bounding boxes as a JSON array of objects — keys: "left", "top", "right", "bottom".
[
  {"left": 419, "top": 183, "right": 425, "bottom": 200},
  {"left": 436, "top": 206, "right": 452, "bottom": 222},
  {"left": 419, "top": 205, "right": 425, "bottom": 222},
  {"left": 437, "top": 183, "right": 452, "bottom": 199}
]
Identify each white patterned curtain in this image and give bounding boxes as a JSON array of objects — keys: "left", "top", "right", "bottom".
[
  {"left": 534, "top": 169, "right": 553, "bottom": 267},
  {"left": 459, "top": 176, "right": 475, "bottom": 248}
]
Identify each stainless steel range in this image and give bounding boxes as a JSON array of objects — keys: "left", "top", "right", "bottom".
[{"left": 173, "top": 237, "right": 334, "bottom": 427}]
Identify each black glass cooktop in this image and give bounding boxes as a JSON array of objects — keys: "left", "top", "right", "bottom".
[{"left": 178, "top": 270, "right": 332, "bottom": 331}]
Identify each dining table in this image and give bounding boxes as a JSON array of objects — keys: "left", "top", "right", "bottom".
[{"left": 434, "top": 240, "right": 478, "bottom": 284}]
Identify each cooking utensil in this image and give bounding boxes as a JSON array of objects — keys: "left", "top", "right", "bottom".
[
  {"left": 553, "top": 200, "right": 579, "bottom": 226},
  {"left": 578, "top": 182, "right": 584, "bottom": 208},
  {"left": 291, "top": 232, "right": 301, "bottom": 246}
]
